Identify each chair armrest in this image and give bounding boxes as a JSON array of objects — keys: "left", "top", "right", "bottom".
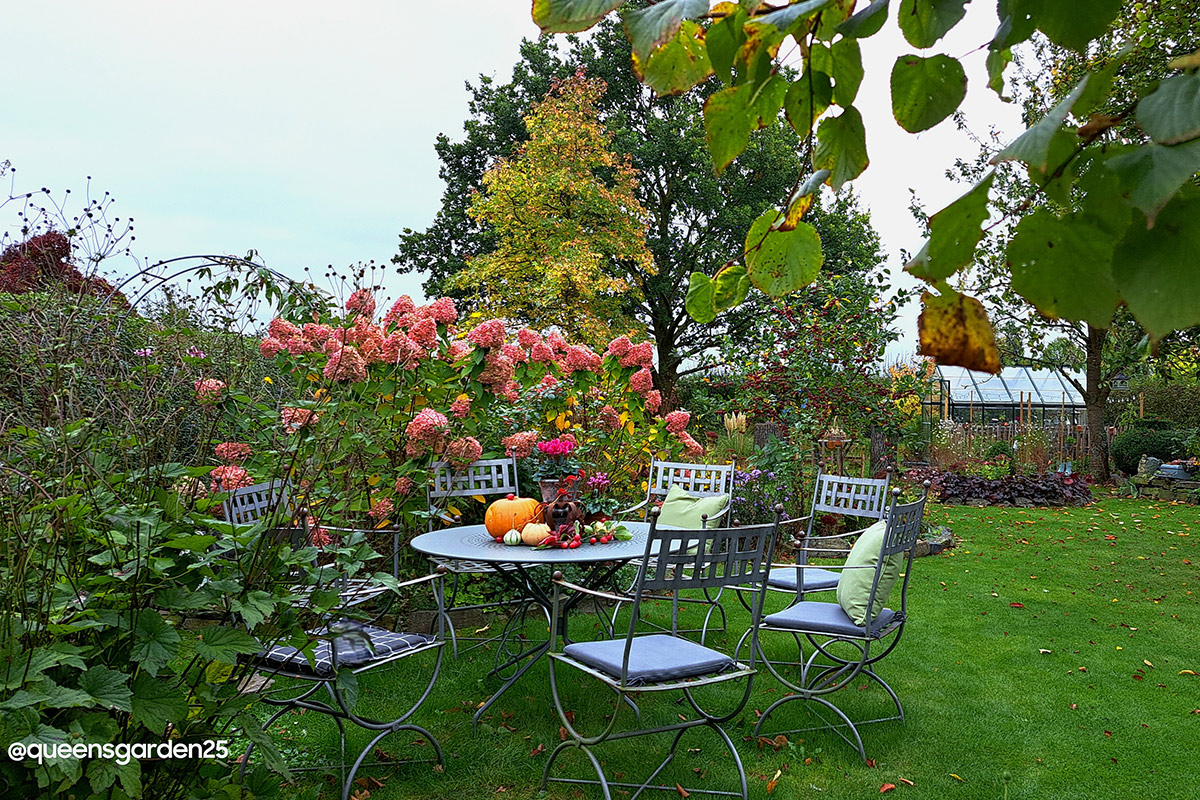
[
  {"left": 394, "top": 570, "right": 445, "bottom": 591},
  {"left": 551, "top": 575, "right": 629, "bottom": 605},
  {"left": 618, "top": 499, "right": 648, "bottom": 517}
]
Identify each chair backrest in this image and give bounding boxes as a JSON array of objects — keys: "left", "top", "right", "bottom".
[
  {"left": 809, "top": 467, "right": 891, "bottom": 524},
  {"left": 644, "top": 458, "right": 735, "bottom": 503},
  {"left": 861, "top": 488, "right": 928, "bottom": 631},
  {"left": 427, "top": 456, "right": 519, "bottom": 528},
  {"left": 225, "top": 480, "right": 293, "bottom": 526}
]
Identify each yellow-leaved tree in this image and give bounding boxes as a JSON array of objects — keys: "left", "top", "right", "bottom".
[{"left": 456, "top": 71, "right": 654, "bottom": 348}]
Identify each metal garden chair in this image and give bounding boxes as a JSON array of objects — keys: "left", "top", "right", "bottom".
[
  {"left": 744, "top": 484, "right": 927, "bottom": 763},
  {"left": 610, "top": 458, "right": 736, "bottom": 642},
  {"left": 238, "top": 562, "right": 448, "bottom": 800},
  {"left": 542, "top": 507, "right": 781, "bottom": 800},
  {"left": 424, "top": 456, "right": 542, "bottom": 655}
]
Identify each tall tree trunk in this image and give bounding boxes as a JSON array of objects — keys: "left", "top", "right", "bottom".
[
  {"left": 1084, "top": 325, "right": 1111, "bottom": 482},
  {"left": 656, "top": 336, "right": 682, "bottom": 413}
]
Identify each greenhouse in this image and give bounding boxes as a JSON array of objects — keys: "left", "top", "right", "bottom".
[{"left": 924, "top": 365, "right": 1088, "bottom": 426}]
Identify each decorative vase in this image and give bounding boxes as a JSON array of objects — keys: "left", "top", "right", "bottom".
[{"left": 538, "top": 479, "right": 579, "bottom": 503}]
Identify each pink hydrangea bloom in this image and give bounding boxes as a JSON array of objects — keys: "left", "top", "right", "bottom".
[
  {"left": 215, "top": 442, "right": 252, "bottom": 464},
  {"left": 644, "top": 390, "right": 662, "bottom": 414},
  {"left": 281, "top": 406, "right": 319, "bottom": 433},
  {"left": 268, "top": 318, "right": 301, "bottom": 340},
  {"left": 501, "top": 380, "right": 520, "bottom": 403},
  {"left": 539, "top": 373, "right": 558, "bottom": 391},
  {"left": 445, "top": 436, "right": 483, "bottom": 469},
  {"left": 409, "top": 316, "right": 439, "bottom": 350},
  {"left": 619, "top": 341, "right": 655, "bottom": 369},
  {"left": 479, "top": 350, "right": 514, "bottom": 391},
  {"left": 529, "top": 341, "right": 555, "bottom": 363},
  {"left": 259, "top": 337, "right": 286, "bottom": 358},
  {"left": 605, "top": 335, "right": 632, "bottom": 359},
  {"left": 381, "top": 333, "right": 421, "bottom": 368},
  {"left": 502, "top": 343, "right": 526, "bottom": 364},
  {"left": 449, "top": 395, "right": 471, "bottom": 418},
  {"left": 598, "top": 405, "right": 621, "bottom": 431},
  {"left": 562, "top": 345, "right": 602, "bottom": 374},
  {"left": 285, "top": 336, "right": 315, "bottom": 357},
  {"left": 676, "top": 431, "right": 705, "bottom": 460},
  {"left": 323, "top": 344, "right": 368, "bottom": 382},
  {"left": 308, "top": 517, "right": 332, "bottom": 548},
  {"left": 394, "top": 476, "right": 415, "bottom": 496},
  {"left": 502, "top": 430, "right": 539, "bottom": 459},
  {"left": 404, "top": 408, "right": 449, "bottom": 458},
  {"left": 302, "top": 323, "right": 333, "bottom": 344},
  {"left": 547, "top": 331, "right": 569, "bottom": 353},
  {"left": 444, "top": 341, "right": 472, "bottom": 362},
  {"left": 629, "top": 368, "right": 653, "bottom": 396},
  {"left": 194, "top": 378, "right": 226, "bottom": 404},
  {"left": 517, "top": 328, "right": 543, "bottom": 349},
  {"left": 665, "top": 410, "right": 691, "bottom": 433},
  {"left": 384, "top": 295, "right": 417, "bottom": 328},
  {"left": 209, "top": 464, "right": 253, "bottom": 494},
  {"left": 368, "top": 496, "right": 393, "bottom": 521},
  {"left": 346, "top": 289, "right": 376, "bottom": 318},
  {"left": 466, "top": 319, "right": 506, "bottom": 349},
  {"left": 427, "top": 297, "right": 458, "bottom": 324}
]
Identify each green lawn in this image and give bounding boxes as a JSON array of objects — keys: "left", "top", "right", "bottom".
[{"left": 248, "top": 498, "right": 1200, "bottom": 799}]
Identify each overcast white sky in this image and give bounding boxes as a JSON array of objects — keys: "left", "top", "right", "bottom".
[{"left": 2, "top": 1, "right": 1023, "bottom": 357}]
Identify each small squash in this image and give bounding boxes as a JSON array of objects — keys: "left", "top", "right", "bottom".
[
  {"left": 502, "top": 529, "right": 522, "bottom": 546},
  {"left": 520, "top": 521, "right": 552, "bottom": 546},
  {"left": 485, "top": 494, "right": 541, "bottom": 538}
]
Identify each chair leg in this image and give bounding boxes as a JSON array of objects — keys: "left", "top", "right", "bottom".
[
  {"left": 341, "top": 723, "right": 444, "bottom": 800},
  {"left": 753, "top": 691, "right": 868, "bottom": 763}
]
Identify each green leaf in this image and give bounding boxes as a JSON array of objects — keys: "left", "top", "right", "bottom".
[
  {"left": 230, "top": 590, "right": 276, "bottom": 629},
  {"left": 703, "top": 78, "right": 786, "bottom": 174},
  {"left": 1030, "top": 0, "right": 1122, "bottom": 53},
  {"left": 814, "top": 106, "right": 869, "bottom": 190},
  {"left": 907, "top": 172, "right": 994, "bottom": 281},
  {"left": 193, "top": 625, "right": 263, "bottom": 665},
  {"left": 131, "top": 673, "right": 187, "bottom": 731},
  {"left": 532, "top": 0, "right": 623, "bottom": 33},
  {"left": 830, "top": 38, "right": 864, "bottom": 107},
  {"left": 78, "top": 667, "right": 132, "bottom": 712},
  {"left": 622, "top": 0, "right": 709, "bottom": 62},
  {"left": 917, "top": 289, "right": 1001, "bottom": 373},
  {"left": 890, "top": 54, "right": 967, "bottom": 132},
  {"left": 713, "top": 264, "right": 752, "bottom": 312},
  {"left": 1007, "top": 210, "right": 1120, "bottom": 328},
  {"left": 780, "top": 169, "right": 831, "bottom": 230},
  {"left": 707, "top": 6, "right": 747, "bottom": 85},
  {"left": 1136, "top": 71, "right": 1200, "bottom": 146},
  {"left": 992, "top": 75, "right": 1089, "bottom": 172},
  {"left": 896, "top": 0, "right": 967, "bottom": 49},
  {"left": 1108, "top": 138, "right": 1200, "bottom": 226},
  {"left": 985, "top": 47, "right": 1012, "bottom": 99},
  {"left": 159, "top": 533, "right": 217, "bottom": 551},
  {"left": 634, "top": 20, "right": 714, "bottom": 96},
  {"left": 784, "top": 69, "right": 833, "bottom": 137},
  {"left": 744, "top": 210, "right": 823, "bottom": 296},
  {"left": 131, "top": 611, "right": 180, "bottom": 677},
  {"left": 1114, "top": 194, "right": 1200, "bottom": 342},
  {"left": 837, "top": 0, "right": 889, "bottom": 39},
  {"left": 992, "top": 0, "right": 1037, "bottom": 49},
  {"left": 749, "top": 0, "right": 832, "bottom": 35}
]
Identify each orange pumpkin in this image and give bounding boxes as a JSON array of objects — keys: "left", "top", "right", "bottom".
[{"left": 485, "top": 494, "right": 541, "bottom": 538}]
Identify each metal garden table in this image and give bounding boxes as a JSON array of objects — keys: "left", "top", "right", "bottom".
[{"left": 410, "top": 521, "right": 658, "bottom": 725}]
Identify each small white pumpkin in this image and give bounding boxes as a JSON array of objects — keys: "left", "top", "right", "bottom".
[{"left": 502, "top": 529, "right": 523, "bottom": 546}]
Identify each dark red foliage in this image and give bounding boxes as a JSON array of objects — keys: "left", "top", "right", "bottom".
[
  {"left": 899, "top": 468, "right": 1092, "bottom": 507},
  {"left": 0, "top": 231, "right": 124, "bottom": 303}
]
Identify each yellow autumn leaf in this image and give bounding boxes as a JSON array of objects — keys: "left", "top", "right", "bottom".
[
  {"left": 950, "top": 774, "right": 964, "bottom": 782},
  {"left": 472, "top": 495, "right": 487, "bottom": 503},
  {"left": 448, "top": 505, "right": 462, "bottom": 517},
  {"left": 306, "top": 372, "right": 320, "bottom": 382},
  {"left": 1178, "top": 670, "right": 1196, "bottom": 675},
  {"left": 626, "top": 420, "right": 635, "bottom": 434},
  {"left": 367, "top": 475, "right": 381, "bottom": 487},
  {"left": 546, "top": 410, "right": 557, "bottom": 422}
]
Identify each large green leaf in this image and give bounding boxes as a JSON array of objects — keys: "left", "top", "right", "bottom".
[
  {"left": 532, "top": 0, "right": 623, "bottom": 33},
  {"left": 193, "top": 625, "right": 264, "bottom": 665},
  {"left": 1114, "top": 195, "right": 1200, "bottom": 342},
  {"left": 744, "top": 210, "right": 823, "bottom": 296},
  {"left": 1030, "top": 0, "right": 1122, "bottom": 53},
  {"left": 1108, "top": 138, "right": 1200, "bottom": 227},
  {"left": 634, "top": 20, "right": 714, "bottom": 96},
  {"left": 707, "top": 6, "right": 747, "bottom": 85},
  {"left": 1136, "top": 71, "right": 1200, "bottom": 146},
  {"left": 991, "top": 0, "right": 1036, "bottom": 49},
  {"left": 78, "top": 667, "right": 132, "bottom": 712},
  {"left": 784, "top": 68, "right": 833, "bottom": 137},
  {"left": 814, "top": 106, "right": 869, "bottom": 190},
  {"left": 130, "top": 673, "right": 187, "bottom": 731},
  {"left": 713, "top": 264, "right": 752, "bottom": 312},
  {"left": 749, "top": 0, "right": 832, "bottom": 35},
  {"left": 703, "top": 77, "right": 786, "bottom": 174},
  {"left": 985, "top": 46, "right": 1011, "bottom": 99},
  {"left": 623, "top": 0, "right": 710, "bottom": 61},
  {"left": 907, "top": 172, "right": 994, "bottom": 281},
  {"left": 830, "top": 38, "right": 864, "bottom": 107},
  {"left": 890, "top": 54, "right": 966, "bottom": 132},
  {"left": 992, "top": 75, "right": 1089, "bottom": 172},
  {"left": 1007, "top": 210, "right": 1120, "bottom": 328},
  {"left": 896, "top": 0, "right": 967, "bottom": 49},
  {"left": 131, "top": 611, "right": 180, "bottom": 677},
  {"left": 838, "top": 0, "right": 889, "bottom": 39},
  {"left": 686, "top": 272, "right": 717, "bottom": 323}
]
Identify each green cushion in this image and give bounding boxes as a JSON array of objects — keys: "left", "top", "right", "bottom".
[
  {"left": 658, "top": 484, "right": 728, "bottom": 530},
  {"left": 835, "top": 519, "right": 903, "bottom": 626}
]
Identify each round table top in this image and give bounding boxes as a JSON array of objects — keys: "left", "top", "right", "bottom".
[{"left": 410, "top": 521, "right": 655, "bottom": 566}]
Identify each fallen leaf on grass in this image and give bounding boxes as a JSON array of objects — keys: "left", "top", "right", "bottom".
[
  {"left": 529, "top": 744, "right": 545, "bottom": 757},
  {"left": 880, "top": 784, "right": 896, "bottom": 793},
  {"left": 1132, "top": 675, "right": 1144, "bottom": 681},
  {"left": 950, "top": 774, "right": 964, "bottom": 782},
  {"left": 676, "top": 783, "right": 690, "bottom": 798},
  {"left": 865, "top": 758, "right": 877, "bottom": 768},
  {"left": 1010, "top": 603, "right": 1024, "bottom": 608},
  {"left": 1039, "top": 649, "right": 1052, "bottom": 654},
  {"left": 767, "top": 769, "right": 781, "bottom": 794},
  {"left": 1144, "top": 660, "right": 1154, "bottom": 668},
  {"left": 559, "top": 726, "right": 568, "bottom": 741},
  {"left": 899, "top": 778, "right": 915, "bottom": 786},
  {"left": 1180, "top": 670, "right": 1197, "bottom": 676}
]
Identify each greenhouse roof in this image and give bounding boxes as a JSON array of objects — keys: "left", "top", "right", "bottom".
[{"left": 934, "top": 365, "right": 1085, "bottom": 407}]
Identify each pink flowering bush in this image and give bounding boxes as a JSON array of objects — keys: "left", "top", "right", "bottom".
[
  {"left": 214, "top": 442, "right": 252, "bottom": 464},
  {"left": 194, "top": 378, "right": 226, "bottom": 404}
]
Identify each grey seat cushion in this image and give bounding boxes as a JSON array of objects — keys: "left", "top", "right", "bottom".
[
  {"left": 252, "top": 620, "right": 435, "bottom": 677},
  {"left": 766, "top": 567, "right": 840, "bottom": 593},
  {"left": 562, "top": 634, "right": 736, "bottom": 685},
  {"left": 763, "top": 601, "right": 897, "bottom": 638}
]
